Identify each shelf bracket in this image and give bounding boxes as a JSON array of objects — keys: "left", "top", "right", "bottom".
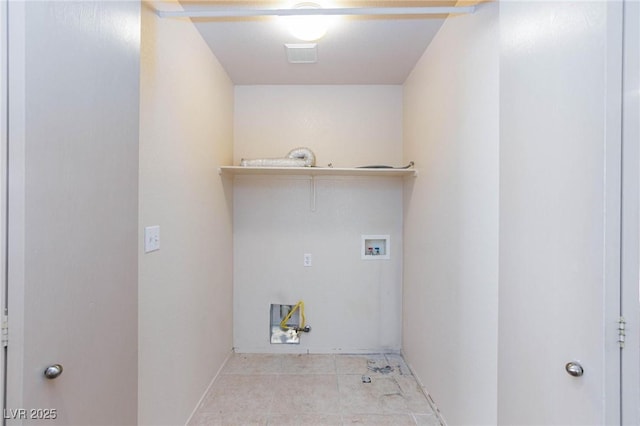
[{"left": 310, "top": 176, "right": 317, "bottom": 212}]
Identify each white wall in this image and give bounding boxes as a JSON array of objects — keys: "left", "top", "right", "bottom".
[
  {"left": 233, "top": 86, "right": 404, "bottom": 353},
  {"left": 234, "top": 86, "right": 403, "bottom": 168},
  {"left": 138, "top": 2, "right": 234, "bottom": 424},
  {"left": 402, "top": 3, "right": 499, "bottom": 425}
]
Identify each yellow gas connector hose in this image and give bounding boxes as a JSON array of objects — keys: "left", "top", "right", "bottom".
[{"left": 280, "top": 300, "right": 305, "bottom": 331}]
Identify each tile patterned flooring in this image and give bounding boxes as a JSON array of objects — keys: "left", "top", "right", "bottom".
[{"left": 189, "top": 353, "right": 443, "bottom": 426}]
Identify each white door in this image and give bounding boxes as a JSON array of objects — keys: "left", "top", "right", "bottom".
[
  {"left": 498, "top": 1, "right": 624, "bottom": 424},
  {"left": 621, "top": 1, "right": 640, "bottom": 424},
  {"left": 5, "top": 2, "right": 140, "bottom": 424},
  {"left": 1, "top": 0, "right": 8, "bottom": 418}
]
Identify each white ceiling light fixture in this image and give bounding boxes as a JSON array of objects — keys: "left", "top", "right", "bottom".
[{"left": 283, "top": 2, "right": 333, "bottom": 42}]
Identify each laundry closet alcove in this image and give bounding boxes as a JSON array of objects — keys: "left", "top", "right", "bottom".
[{"left": 223, "top": 164, "right": 416, "bottom": 354}]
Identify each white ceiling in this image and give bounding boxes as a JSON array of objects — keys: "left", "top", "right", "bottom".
[{"left": 178, "top": 2, "right": 450, "bottom": 85}]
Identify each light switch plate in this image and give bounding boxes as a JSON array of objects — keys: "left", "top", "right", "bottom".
[
  {"left": 303, "top": 253, "right": 312, "bottom": 267},
  {"left": 144, "top": 225, "right": 160, "bottom": 253}
]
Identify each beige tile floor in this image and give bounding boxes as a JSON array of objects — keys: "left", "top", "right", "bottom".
[{"left": 189, "top": 353, "right": 443, "bottom": 426}]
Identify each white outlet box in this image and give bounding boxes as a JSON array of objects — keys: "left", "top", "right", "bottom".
[
  {"left": 303, "top": 253, "right": 312, "bottom": 267},
  {"left": 144, "top": 225, "right": 160, "bottom": 253},
  {"left": 361, "top": 235, "right": 390, "bottom": 260}
]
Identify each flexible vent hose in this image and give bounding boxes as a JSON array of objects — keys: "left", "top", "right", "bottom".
[
  {"left": 240, "top": 147, "right": 316, "bottom": 167},
  {"left": 286, "top": 147, "right": 315, "bottom": 167}
]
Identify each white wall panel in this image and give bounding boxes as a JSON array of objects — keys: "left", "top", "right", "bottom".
[
  {"left": 402, "top": 3, "right": 499, "bottom": 425},
  {"left": 233, "top": 85, "right": 404, "bottom": 353},
  {"left": 233, "top": 175, "right": 403, "bottom": 353},
  {"left": 234, "top": 85, "right": 403, "bottom": 169},
  {"left": 139, "top": 1, "right": 234, "bottom": 424}
]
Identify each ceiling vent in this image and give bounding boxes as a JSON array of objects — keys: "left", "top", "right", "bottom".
[{"left": 285, "top": 43, "right": 318, "bottom": 64}]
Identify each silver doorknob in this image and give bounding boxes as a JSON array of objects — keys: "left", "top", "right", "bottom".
[
  {"left": 44, "top": 364, "right": 63, "bottom": 379},
  {"left": 565, "top": 361, "right": 584, "bottom": 377}
]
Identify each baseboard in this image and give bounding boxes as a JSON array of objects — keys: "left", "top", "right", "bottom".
[
  {"left": 400, "top": 349, "right": 448, "bottom": 426},
  {"left": 232, "top": 347, "right": 402, "bottom": 355},
  {"left": 183, "top": 347, "right": 234, "bottom": 426}
]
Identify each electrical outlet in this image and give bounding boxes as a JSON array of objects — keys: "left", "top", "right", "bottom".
[{"left": 303, "top": 253, "right": 312, "bottom": 267}]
